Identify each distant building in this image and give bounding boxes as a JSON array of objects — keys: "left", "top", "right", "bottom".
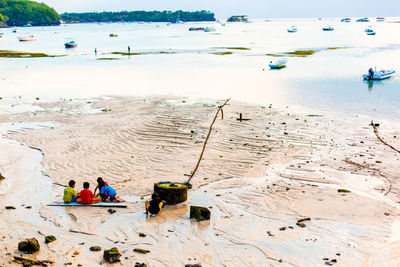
[{"left": 227, "top": 15, "right": 248, "bottom": 22}]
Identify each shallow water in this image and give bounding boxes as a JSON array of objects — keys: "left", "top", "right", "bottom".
[{"left": 1, "top": 18, "right": 400, "bottom": 120}]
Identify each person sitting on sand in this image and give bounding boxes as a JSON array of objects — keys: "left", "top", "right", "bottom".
[
  {"left": 145, "top": 193, "right": 166, "bottom": 216},
  {"left": 76, "top": 182, "right": 101, "bottom": 204},
  {"left": 98, "top": 179, "right": 118, "bottom": 202},
  {"left": 94, "top": 177, "right": 109, "bottom": 196},
  {"left": 63, "top": 180, "right": 79, "bottom": 203}
]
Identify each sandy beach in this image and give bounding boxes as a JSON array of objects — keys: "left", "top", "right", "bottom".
[{"left": 0, "top": 95, "right": 399, "bottom": 266}]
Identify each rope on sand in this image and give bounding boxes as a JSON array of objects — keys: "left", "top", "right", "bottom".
[
  {"left": 186, "top": 98, "right": 231, "bottom": 184},
  {"left": 370, "top": 120, "right": 400, "bottom": 154}
]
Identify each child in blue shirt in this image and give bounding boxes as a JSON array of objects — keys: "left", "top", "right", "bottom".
[{"left": 98, "top": 179, "right": 117, "bottom": 202}]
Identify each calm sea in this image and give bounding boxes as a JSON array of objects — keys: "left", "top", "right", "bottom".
[{"left": 1, "top": 18, "right": 400, "bottom": 120}]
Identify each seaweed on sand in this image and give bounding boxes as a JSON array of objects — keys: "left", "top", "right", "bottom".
[{"left": 0, "top": 50, "right": 62, "bottom": 58}]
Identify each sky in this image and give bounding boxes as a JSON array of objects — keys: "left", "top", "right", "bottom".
[{"left": 41, "top": 0, "right": 400, "bottom": 19}]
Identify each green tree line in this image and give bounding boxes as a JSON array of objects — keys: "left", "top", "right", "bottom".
[
  {"left": 0, "top": 0, "right": 60, "bottom": 26},
  {"left": 61, "top": 10, "right": 216, "bottom": 23}
]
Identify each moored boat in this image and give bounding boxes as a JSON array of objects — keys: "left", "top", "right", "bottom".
[
  {"left": 322, "top": 26, "right": 334, "bottom": 31},
  {"left": 363, "top": 69, "right": 395, "bottom": 80},
  {"left": 64, "top": 40, "right": 77, "bottom": 48},
  {"left": 269, "top": 58, "right": 288, "bottom": 69},
  {"left": 376, "top": 17, "right": 385, "bottom": 22},
  {"left": 18, "top": 35, "right": 36, "bottom": 41},
  {"left": 356, "top": 17, "right": 369, "bottom": 22},
  {"left": 287, "top": 26, "right": 297, "bottom": 33},
  {"left": 365, "top": 28, "right": 376, "bottom": 35}
]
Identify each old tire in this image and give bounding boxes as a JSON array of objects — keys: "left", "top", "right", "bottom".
[{"left": 154, "top": 182, "right": 188, "bottom": 205}]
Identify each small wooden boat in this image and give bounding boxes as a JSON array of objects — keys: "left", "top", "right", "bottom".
[
  {"left": 64, "top": 40, "right": 77, "bottom": 48},
  {"left": 18, "top": 35, "right": 36, "bottom": 41},
  {"left": 322, "top": 26, "right": 334, "bottom": 31},
  {"left": 363, "top": 69, "right": 395, "bottom": 80},
  {"left": 269, "top": 58, "right": 288, "bottom": 69}
]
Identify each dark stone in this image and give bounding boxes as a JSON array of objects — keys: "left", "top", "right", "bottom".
[
  {"left": 103, "top": 247, "right": 121, "bottom": 263},
  {"left": 90, "top": 246, "right": 101, "bottom": 251},
  {"left": 190, "top": 206, "right": 210, "bottom": 221},
  {"left": 138, "top": 232, "right": 146, "bottom": 237},
  {"left": 185, "top": 264, "right": 202, "bottom": 267},
  {"left": 45, "top": 235, "right": 56, "bottom": 243},
  {"left": 0, "top": 173, "right": 5, "bottom": 180},
  {"left": 18, "top": 238, "right": 40, "bottom": 254},
  {"left": 296, "top": 222, "right": 306, "bottom": 228},
  {"left": 108, "top": 209, "right": 116, "bottom": 214},
  {"left": 133, "top": 248, "right": 150, "bottom": 254},
  {"left": 135, "top": 263, "right": 148, "bottom": 267}
]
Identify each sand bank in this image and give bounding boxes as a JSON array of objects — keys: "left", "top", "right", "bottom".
[{"left": 0, "top": 96, "right": 399, "bottom": 266}]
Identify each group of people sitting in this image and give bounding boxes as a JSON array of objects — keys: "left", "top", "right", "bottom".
[
  {"left": 63, "top": 177, "right": 119, "bottom": 204},
  {"left": 63, "top": 176, "right": 167, "bottom": 216}
]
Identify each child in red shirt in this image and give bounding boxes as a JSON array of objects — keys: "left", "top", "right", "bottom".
[{"left": 76, "top": 182, "right": 101, "bottom": 204}]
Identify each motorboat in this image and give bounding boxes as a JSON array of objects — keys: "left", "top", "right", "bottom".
[
  {"left": 356, "top": 18, "right": 369, "bottom": 22},
  {"left": 64, "top": 40, "right": 77, "bottom": 48},
  {"left": 269, "top": 58, "right": 288, "bottom": 69},
  {"left": 365, "top": 28, "right": 376, "bottom": 35},
  {"left": 287, "top": 26, "right": 297, "bottom": 33},
  {"left": 322, "top": 26, "right": 334, "bottom": 31},
  {"left": 18, "top": 35, "right": 36, "bottom": 41},
  {"left": 363, "top": 69, "right": 395, "bottom": 80},
  {"left": 341, "top": 18, "right": 351, "bottom": 22}
]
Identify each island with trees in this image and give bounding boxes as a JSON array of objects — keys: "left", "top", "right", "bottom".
[
  {"left": 61, "top": 10, "right": 216, "bottom": 23},
  {"left": 0, "top": 0, "right": 60, "bottom": 26}
]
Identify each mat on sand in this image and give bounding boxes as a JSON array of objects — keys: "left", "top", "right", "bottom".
[{"left": 47, "top": 201, "right": 127, "bottom": 208}]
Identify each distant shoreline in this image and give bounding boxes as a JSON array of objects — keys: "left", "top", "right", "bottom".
[{"left": 61, "top": 10, "right": 216, "bottom": 24}]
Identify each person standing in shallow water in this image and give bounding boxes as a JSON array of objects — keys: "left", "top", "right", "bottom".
[{"left": 128, "top": 46, "right": 130, "bottom": 54}]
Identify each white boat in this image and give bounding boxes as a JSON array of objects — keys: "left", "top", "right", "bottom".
[
  {"left": 363, "top": 69, "right": 395, "bottom": 80},
  {"left": 18, "top": 35, "right": 36, "bottom": 41},
  {"left": 287, "top": 26, "right": 297, "bottom": 33},
  {"left": 269, "top": 58, "right": 288, "bottom": 69},
  {"left": 365, "top": 28, "right": 376, "bottom": 35}
]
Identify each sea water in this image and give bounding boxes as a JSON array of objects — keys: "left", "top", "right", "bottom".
[{"left": 1, "top": 18, "right": 400, "bottom": 120}]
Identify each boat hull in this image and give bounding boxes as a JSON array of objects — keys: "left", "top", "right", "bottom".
[
  {"left": 269, "top": 64, "right": 286, "bottom": 69},
  {"left": 363, "top": 70, "right": 395, "bottom": 80}
]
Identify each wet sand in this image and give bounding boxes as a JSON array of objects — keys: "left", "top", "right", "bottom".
[{"left": 0, "top": 95, "right": 399, "bottom": 266}]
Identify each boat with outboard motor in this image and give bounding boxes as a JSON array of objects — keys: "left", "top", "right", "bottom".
[{"left": 363, "top": 69, "right": 395, "bottom": 80}]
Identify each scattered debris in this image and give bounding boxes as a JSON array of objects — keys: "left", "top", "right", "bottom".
[
  {"left": 135, "top": 263, "right": 148, "bottom": 267},
  {"left": 133, "top": 248, "right": 150, "bottom": 254},
  {"left": 44, "top": 235, "right": 56, "bottom": 244},
  {"left": 90, "top": 246, "right": 101, "bottom": 252},
  {"left": 337, "top": 189, "right": 351, "bottom": 193},
  {"left": 103, "top": 247, "right": 121, "bottom": 263},
  {"left": 138, "top": 232, "right": 146, "bottom": 237},
  {"left": 13, "top": 256, "right": 54, "bottom": 266},
  {"left": 108, "top": 208, "right": 116, "bottom": 214},
  {"left": 190, "top": 206, "right": 211, "bottom": 221},
  {"left": 18, "top": 238, "right": 40, "bottom": 254}
]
